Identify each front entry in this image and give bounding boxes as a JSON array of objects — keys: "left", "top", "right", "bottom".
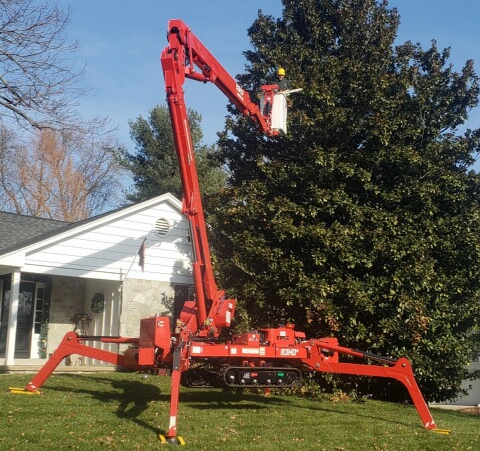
[{"left": 0, "top": 279, "right": 44, "bottom": 359}]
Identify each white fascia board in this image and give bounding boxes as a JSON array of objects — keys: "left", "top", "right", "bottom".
[{"left": 0, "top": 251, "right": 25, "bottom": 268}]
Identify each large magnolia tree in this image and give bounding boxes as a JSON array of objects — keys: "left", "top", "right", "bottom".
[{"left": 208, "top": 0, "right": 480, "bottom": 402}]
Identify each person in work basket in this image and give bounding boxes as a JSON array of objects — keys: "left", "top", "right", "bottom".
[{"left": 276, "top": 67, "right": 292, "bottom": 92}]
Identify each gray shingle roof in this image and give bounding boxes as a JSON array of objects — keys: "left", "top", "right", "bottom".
[
  {"left": 0, "top": 211, "right": 70, "bottom": 253},
  {"left": 0, "top": 196, "right": 180, "bottom": 257},
  {"left": 0, "top": 202, "right": 142, "bottom": 255}
]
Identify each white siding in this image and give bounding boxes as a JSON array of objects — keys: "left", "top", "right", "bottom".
[
  {"left": 19, "top": 198, "right": 193, "bottom": 285},
  {"left": 448, "top": 359, "right": 480, "bottom": 406}
]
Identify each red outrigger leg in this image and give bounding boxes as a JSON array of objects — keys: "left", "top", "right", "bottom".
[
  {"left": 23, "top": 332, "right": 138, "bottom": 393},
  {"left": 302, "top": 339, "right": 436, "bottom": 429},
  {"left": 324, "top": 358, "right": 435, "bottom": 429},
  {"left": 160, "top": 334, "right": 189, "bottom": 445}
]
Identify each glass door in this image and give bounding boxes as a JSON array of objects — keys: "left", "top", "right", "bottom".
[
  {"left": 30, "top": 284, "right": 45, "bottom": 359},
  {"left": 0, "top": 279, "right": 45, "bottom": 359},
  {"left": 15, "top": 281, "right": 36, "bottom": 358}
]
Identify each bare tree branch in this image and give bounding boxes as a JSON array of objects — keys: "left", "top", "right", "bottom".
[
  {"left": 0, "top": 0, "right": 89, "bottom": 131},
  {"left": 0, "top": 124, "right": 127, "bottom": 220}
]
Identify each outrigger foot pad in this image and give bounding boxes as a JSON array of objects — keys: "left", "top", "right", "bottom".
[
  {"left": 8, "top": 387, "right": 39, "bottom": 395},
  {"left": 432, "top": 428, "right": 452, "bottom": 435},
  {"left": 159, "top": 434, "right": 185, "bottom": 445}
]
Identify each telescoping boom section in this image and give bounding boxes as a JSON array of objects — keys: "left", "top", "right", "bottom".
[
  {"left": 160, "top": 18, "right": 283, "bottom": 340},
  {"left": 13, "top": 19, "right": 448, "bottom": 444}
]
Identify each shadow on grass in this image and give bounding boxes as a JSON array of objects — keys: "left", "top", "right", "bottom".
[
  {"left": 41, "top": 373, "right": 293, "bottom": 437},
  {"left": 44, "top": 373, "right": 289, "bottom": 405},
  {"left": 181, "top": 388, "right": 293, "bottom": 410},
  {"left": 41, "top": 373, "right": 430, "bottom": 438},
  {"left": 42, "top": 373, "right": 165, "bottom": 436}
]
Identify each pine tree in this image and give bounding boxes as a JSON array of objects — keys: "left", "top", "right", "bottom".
[{"left": 120, "top": 104, "right": 225, "bottom": 202}]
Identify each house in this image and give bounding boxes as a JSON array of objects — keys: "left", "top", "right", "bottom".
[{"left": 0, "top": 194, "right": 193, "bottom": 368}]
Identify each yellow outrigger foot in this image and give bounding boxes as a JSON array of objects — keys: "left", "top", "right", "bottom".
[
  {"left": 432, "top": 428, "right": 452, "bottom": 435},
  {"left": 159, "top": 434, "right": 185, "bottom": 445},
  {"left": 8, "top": 387, "right": 39, "bottom": 395}
]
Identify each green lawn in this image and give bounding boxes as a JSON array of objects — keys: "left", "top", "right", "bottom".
[{"left": 0, "top": 372, "right": 478, "bottom": 450}]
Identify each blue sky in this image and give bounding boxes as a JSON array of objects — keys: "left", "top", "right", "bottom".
[{"left": 55, "top": 0, "right": 480, "bottom": 154}]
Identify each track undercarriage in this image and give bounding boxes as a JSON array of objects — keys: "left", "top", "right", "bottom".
[{"left": 181, "top": 362, "right": 302, "bottom": 389}]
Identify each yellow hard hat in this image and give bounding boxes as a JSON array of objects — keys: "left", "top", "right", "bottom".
[{"left": 277, "top": 68, "right": 286, "bottom": 76}]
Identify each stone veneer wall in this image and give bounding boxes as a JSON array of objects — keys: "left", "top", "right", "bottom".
[
  {"left": 120, "top": 279, "right": 174, "bottom": 339},
  {"left": 44, "top": 277, "right": 176, "bottom": 361},
  {"left": 47, "top": 276, "right": 85, "bottom": 356}
]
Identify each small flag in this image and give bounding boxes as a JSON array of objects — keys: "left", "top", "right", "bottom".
[{"left": 138, "top": 238, "right": 146, "bottom": 272}]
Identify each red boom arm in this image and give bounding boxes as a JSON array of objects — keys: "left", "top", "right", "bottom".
[{"left": 160, "top": 19, "right": 277, "bottom": 337}]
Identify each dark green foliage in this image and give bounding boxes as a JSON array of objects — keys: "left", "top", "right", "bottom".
[
  {"left": 119, "top": 104, "right": 225, "bottom": 202},
  {"left": 209, "top": 0, "right": 480, "bottom": 402}
]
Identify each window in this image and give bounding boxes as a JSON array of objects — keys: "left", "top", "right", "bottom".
[{"left": 34, "top": 285, "right": 45, "bottom": 334}]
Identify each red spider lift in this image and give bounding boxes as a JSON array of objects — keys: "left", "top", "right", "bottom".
[{"left": 13, "top": 19, "right": 449, "bottom": 443}]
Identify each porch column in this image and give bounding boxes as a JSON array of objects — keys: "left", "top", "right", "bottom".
[{"left": 4, "top": 270, "right": 21, "bottom": 365}]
